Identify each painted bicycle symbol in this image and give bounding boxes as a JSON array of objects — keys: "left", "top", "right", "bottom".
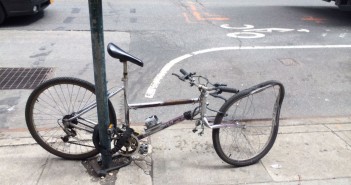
[{"left": 220, "top": 24, "right": 309, "bottom": 39}]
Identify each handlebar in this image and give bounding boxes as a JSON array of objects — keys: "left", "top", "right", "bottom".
[
  {"left": 172, "top": 68, "right": 195, "bottom": 81},
  {"left": 180, "top": 69, "right": 189, "bottom": 76},
  {"left": 172, "top": 69, "right": 239, "bottom": 94},
  {"left": 216, "top": 86, "right": 239, "bottom": 93}
]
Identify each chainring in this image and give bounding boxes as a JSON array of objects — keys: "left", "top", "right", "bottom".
[
  {"left": 92, "top": 125, "right": 140, "bottom": 156},
  {"left": 117, "top": 134, "right": 140, "bottom": 156}
]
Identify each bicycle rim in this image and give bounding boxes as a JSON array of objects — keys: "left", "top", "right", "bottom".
[{"left": 25, "top": 77, "right": 116, "bottom": 160}]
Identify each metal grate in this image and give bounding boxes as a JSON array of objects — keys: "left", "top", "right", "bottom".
[{"left": 0, "top": 68, "right": 53, "bottom": 90}]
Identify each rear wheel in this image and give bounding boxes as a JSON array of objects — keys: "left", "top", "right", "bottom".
[
  {"left": 212, "top": 81, "right": 284, "bottom": 166},
  {"left": 25, "top": 77, "right": 117, "bottom": 160}
]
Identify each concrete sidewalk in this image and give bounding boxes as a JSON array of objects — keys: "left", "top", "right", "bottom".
[{"left": 0, "top": 118, "right": 351, "bottom": 185}]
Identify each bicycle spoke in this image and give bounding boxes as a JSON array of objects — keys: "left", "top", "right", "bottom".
[
  {"left": 53, "top": 86, "right": 69, "bottom": 114},
  {"left": 76, "top": 88, "right": 88, "bottom": 111},
  {"left": 35, "top": 96, "right": 65, "bottom": 116},
  {"left": 59, "top": 84, "right": 71, "bottom": 114},
  {"left": 45, "top": 88, "right": 67, "bottom": 115}
]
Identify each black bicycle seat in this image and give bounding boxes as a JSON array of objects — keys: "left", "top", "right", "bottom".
[{"left": 107, "top": 43, "right": 144, "bottom": 67}]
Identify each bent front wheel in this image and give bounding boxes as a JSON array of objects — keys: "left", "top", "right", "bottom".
[
  {"left": 212, "top": 81, "right": 284, "bottom": 166},
  {"left": 25, "top": 77, "right": 117, "bottom": 160}
]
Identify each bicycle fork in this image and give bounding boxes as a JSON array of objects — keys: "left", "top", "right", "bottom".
[{"left": 195, "top": 87, "right": 245, "bottom": 132}]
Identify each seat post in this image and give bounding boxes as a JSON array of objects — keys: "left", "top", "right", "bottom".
[{"left": 122, "top": 61, "right": 130, "bottom": 126}]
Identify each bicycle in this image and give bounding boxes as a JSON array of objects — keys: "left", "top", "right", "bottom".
[{"left": 25, "top": 42, "right": 285, "bottom": 167}]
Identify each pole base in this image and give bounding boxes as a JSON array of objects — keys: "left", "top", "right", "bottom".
[{"left": 88, "top": 155, "right": 132, "bottom": 177}]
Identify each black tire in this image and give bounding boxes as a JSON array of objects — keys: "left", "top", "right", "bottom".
[
  {"left": 212, "top": 81, "right": 284, "bottom": 166},
  {"left": 25, "top": 77, "right": 117, "bottom": 160},
  {"left": 0, "top": 3, "right": 5, "bottom": 25}
]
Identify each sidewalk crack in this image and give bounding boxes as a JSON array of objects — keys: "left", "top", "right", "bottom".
[
  {"left": 259, "top": 160, "right": 274, "bottom": 182},
  {"left": 324, "top": 124, "right": 351, "bottom": 147},
  {"left": 35, "top": 155, "right": 50, "bottom": 185}
]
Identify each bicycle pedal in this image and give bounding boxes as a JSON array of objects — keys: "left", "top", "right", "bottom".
[{"left": 192, "top": 128, "right": 198, "bottom": 133}]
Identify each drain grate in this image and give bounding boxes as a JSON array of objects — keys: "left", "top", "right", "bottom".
[{"left": 0, "top": 68, "right": 54, "bottom": 90}]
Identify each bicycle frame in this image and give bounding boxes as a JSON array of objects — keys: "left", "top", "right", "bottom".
[
  {"left": 63, "top": 62, "right": 200, "bottom": 131},
  {"left": 64, "top": 62, "right": 247, "bottom": 139}
]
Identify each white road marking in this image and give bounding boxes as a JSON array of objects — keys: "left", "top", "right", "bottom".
[
  {"left": 220, "top": 24, "right": 254, "bottom": 30},
  {"left": 145, "top": 45, "right": 351, "bottom": 98},
  {"left": 339, "top": 33, "right": 347, "bottom": 38},
  {"left": 297, "top": 29, "right": 310, "bottom": 33},
  {"left": 220, "top": 24, "right": 310, "bottom": 39},
  {"left": 243, "top": 28, "right": 295, "bottom": 33},
  {"left": 7, "top": 106, "right": 15, "bottom": 112},
  {"left": 145, "top": 54, "right": 193, "bottom": 98},
  {"left": 227, "top": 32, "right": 265, "bottom": 39}
]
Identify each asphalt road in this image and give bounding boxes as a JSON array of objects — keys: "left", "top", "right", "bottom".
[{"left": 1, "top": 0, "right": 350, "bottom": 126}]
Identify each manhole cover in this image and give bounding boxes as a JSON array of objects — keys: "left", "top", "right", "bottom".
[{"left": 0, "top": 68, "right": 53, "bottom": 90}]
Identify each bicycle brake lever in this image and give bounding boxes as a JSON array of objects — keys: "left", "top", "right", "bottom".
[
  {"left": 214, "top": 83, "right": 227, "bottom": 87},
  {"left": 209, "top": 92, "right": 227, "bottom": 101}
]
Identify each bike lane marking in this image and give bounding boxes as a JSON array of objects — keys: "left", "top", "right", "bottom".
[
  {"left": 221, "top": 24, "right": 310, "bottom": 39},
  {"left": 145, "top": 45, "right": 351, "bottom": 98}
]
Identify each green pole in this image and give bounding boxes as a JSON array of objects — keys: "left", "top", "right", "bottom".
[{"left": 87, "top": 0, "right": 111, "bottom": 170}]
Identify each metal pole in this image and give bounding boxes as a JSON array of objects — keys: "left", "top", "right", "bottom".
[{"left": 87, "top": 0, "right": 111, "bottom": 169}]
